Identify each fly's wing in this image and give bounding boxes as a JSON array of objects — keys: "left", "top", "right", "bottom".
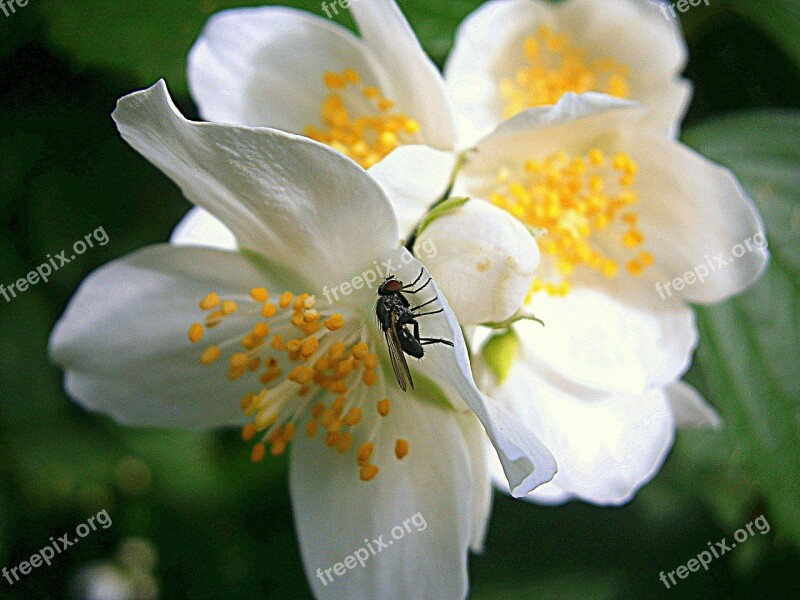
[{"left": 385, "top": 311, "right": 414, "bottom": 392}]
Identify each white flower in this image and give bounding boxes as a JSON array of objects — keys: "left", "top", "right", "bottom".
[
  {"left": 445, "top": 0, "right": 692, "bottom": 144},
  {"left": 451, "top": 92, "right": 768, "bottom": 505},
  {"left": 49, "top": 81, "right": 557, "bottom": 599},
  {"left": 188, "top": 0, "right": 457, "bottom": 169},
  {"left": 412, "top": 198, "right": 541, "bottom": 325}
]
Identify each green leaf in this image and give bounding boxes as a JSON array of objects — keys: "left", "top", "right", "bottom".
[
  {"left": 481, "top": 328, "right": 520, "bottom": 384},
  {"left": 682, "top": 110, "right": 800, "bottom": 546},
  {"left": 724, "top": 0, "right": 800, "bottom": 70},
  {"left": 414, "top": 196, "right": 470, "bottom": 237}
]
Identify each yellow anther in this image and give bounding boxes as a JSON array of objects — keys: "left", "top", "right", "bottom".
[
  {"left": 326, "top": 431, "right": 340, "bottom": 448},
  {"left": 301, "top": 337, "right": 320, "bottom": 358},
  {"left": 321, "top": 408, "right": 336, "bottom": 428},
  {"left": 363, "top": 370, "right": 378, "bottom": 386},
  {"left": 336, "top": 359, "right": 354, "bottom": 377},
  {"left": 327, "top": 419, "right": 342, "bottom": 434},
  {"left": 377, "top": 398, "right": 391, "bottom": 417},
  {"left": 395, "top": 439, "right": 409, "bottom": 460},
  {"left": 639, "top": 251, "right": 654, "bottom": 266},
  {"left": 228, "top": 365, "right": 245, "bottom": 380},
  {"left": 188, "top": 323, "right": 204, "bottom": 343},
  {"left": 251, "top": 443, "right": 266, "bottom": 463},
  {"left": 627, "top": 260, "right": 644, "bottom": 276},
  {"left": 200, "top": 345, "right": 221, "bottom": 365},
  {"left": 306, "top": 420, "right": 318, "bottom": 438},
  {"left": 352, "top": 343, "right": 369, "bottom": 359},
  {"left": 205, "top": 310, "right": 224, "bottom": 328},
  {"left": 261, "top": 302, "right": 277, "bottom": 318},
  {"left": 491, "top": 147, "right": 651, "bottom": 295},
  {"left": 279, "top": 292, "right": 294, "bottom": 308},
  {"left": 271, "top": 335, "right": 285, "bottom": 350},
  {"left": 364, "top": 354, "right": 379, "bottom": 369},
  {"left": 241, "top": 423, "right": 256, "bottom": 442},
  {"left": 250, "top": 287, "right": 268, "bottom": 302},
  {"left": 253, "top": 322, "right": 270, "bottom": 338},
  {"left": 289, "top": 365, "right": 314, "bottom": 384},
  {"left": 221, "top": 300, "right": 238, "bottom": 316},
  {"left": 283, "top": 423, "right": 296, "bottom": 442},
  {"left": 344, "top": 407, "right": 362, "bottom": 426},
  {"left": 500, "top": 30, "right": 630, "bottom": 118},
  {"left": 248, "top": 358, "right": 261, "bottom": 372},
  {"left": 229, "top": 352, "right": 248, "bottom": 368},
  {"left": 336, "top": 432, "right": 354, "bottom": 454},
  {"left": 313, "top": 403, "right": 325, "bottom": 418},
  {"left": 286, "top": 339, "right": 302, "bottom": 353},
  {"left": 325, "top": 314, "right": 345, "bottom": 331},
  {"left": 270, "top": 439, "right": 287, "bottom": 456},
  {"left": 357, "top": 442, "right": 374, "bottom": 466},
  {"left": 304, "top": 69, "right": 422, "bottom": 168},
  {"left": 359, "top": 464, "right": 379, "bottom": 481},
  {"left": 323, "top": 71, "right": 346, "bottom": 89},
  {"left": 330, "top": 380, "right": 348, "bottom": 394},
  {"left": 332, "top": 396, "right": 345, "bottom": 414},
  {"left": 199, "top": 292, "right": 220, "bottom": 311}
]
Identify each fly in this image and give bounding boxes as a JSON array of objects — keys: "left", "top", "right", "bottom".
[{"left": 376, "top": 269, "right": 454, "bottom": 391}]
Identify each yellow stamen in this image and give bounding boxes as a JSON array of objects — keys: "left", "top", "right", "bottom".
[
  {"left": 304, "top": 69, "right": 422, "bottom": 169},
  {"left": 500, "top": 26, "right": 630, "bottom": 118},
  {"left": 200, "top": 345, "right": 221, "bottom": 365},
  {"left": 395, "top": 439, "right": 409, "bottom": 460},
  {"left": 377, "top": 398, "right": 391, "bottom": 417},
  {"left": 359, "top": 464, "right": 379, "bottom": 481},
  {"left": 199, "top": 292, "right": 220, "bottom": 311},
  {"left": 188, "top": 323, "right": 204, "bottom": 343},
  {"left": 491, "top": 148, "right": 652, "bottom": 296}
]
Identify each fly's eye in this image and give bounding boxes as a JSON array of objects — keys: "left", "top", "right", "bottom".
[{"left": 383, "top": 280, "right": 403, "bottom": 293}]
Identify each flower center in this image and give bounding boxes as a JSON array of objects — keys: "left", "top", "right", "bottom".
[
  {"left": 188, "top": 288, "right": 409, "bottom": 481},
  {"left": 489, "top": 148, "right": 653, "bottom": 297},
  {"left": 500, "top": 25, "right": 630, "bottom": 118},
  {"left": 304, "top": 69, "right": 422, "bottom": 169}
]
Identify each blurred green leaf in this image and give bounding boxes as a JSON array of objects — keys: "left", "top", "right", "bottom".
[
  {"left": 725, "top": 0, "right": 800, "bottom": 70},
  {"left": 683, "top": 110, "right": 800, "bottom": 546}
]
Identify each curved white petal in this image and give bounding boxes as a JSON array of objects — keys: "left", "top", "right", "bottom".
[
  {"left": 414, "top": 199, "right": 539, "bottom": 325},
  {"left": 632, "top": 135, "right": 769, "bottom": 304},
  {"left": 454, "top": 411, "right": 493, "bottom": 553},
  {"left": 170, "top": 207, "right": 237, "bottom": 251},
  {"left": 384, "top": 249, "right": 557, "bottom": 497},
  {"left": 49, "top": 245, "right": 293, "bottom": 429},
  {"left": 188, "top": 7, "right": 385, "bottom": 132},
  {"left": 351, "top": 0, "right": 458, "bottom": 149},
  {"left": 667, "top": 380, "right": 722, "bottom": 429},
  {"left": 517, "top": 275, "right": 698, "bottom": 396},
  {"left": 368, "top": 145, "right": 456, "bottom": 239},
  {"left": 445, "top": 0, "right": 689, "bottom": 141},
  {"left": 487, "top": 362, "right": 675, "bottom": 506},
  {"left": 290, "top": 390, "right": 472, "bottom": 600},
  {"left": 112, "top": 80, "right": 398, "bottom": 291}
]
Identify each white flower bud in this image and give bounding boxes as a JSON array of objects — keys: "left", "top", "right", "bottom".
[{"left": 414, "top": 199, "right": 539, "bottom": 325}]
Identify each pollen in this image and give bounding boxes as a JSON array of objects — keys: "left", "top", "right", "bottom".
[
  {"left": 500, "top": 25, "right": 630, "bottom": 118},
  {"left": 395, "top": 439, "right": 409, "bottom": 460},
  {"left": 191, "top": 285, "right": 404, "bottom": 483},
  {"left": 304, "top": 68, "right": 423, "bottom": 169},
  {"left": 490, "top": 148, "right": 653, "bottom": 296}
]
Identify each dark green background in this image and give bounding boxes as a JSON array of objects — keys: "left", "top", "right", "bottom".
[{"left": 1, "top": 0, "right": 799, "bottom": 598}]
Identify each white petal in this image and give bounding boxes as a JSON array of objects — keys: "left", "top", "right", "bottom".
[
  {"left": 170, "top": 207, "right": 237, "bottom": 251},
  {"left": 368, "top": 145, "right": 456, "bottom": 238},
  {"left": 445, "top": 0, "right": 689, "bottom": 141},
  {"left": 488, "top": 362, "right": 675, "bottom": 506},
  {"left": 445, "top": 0, "right": 556, "bottom": 144},
  {"left": 188, "top": 7, "right": 384, "bottom": 132},
  {"left": 290, "top": 391, "right": 472, "bottom": 600},
  {"left": 351, "top": 0, "right": 458, "bottom": 149},
  {"left": 454, "top": 411, "right": 493, "bottom": 553},
  {"left": 384, "top": 249, "right": 557, "bottom": 497},
  {"left": 517, "top": 275, "right": 698, "bottom": 396},
  {"left": 632, "top": 135, "right": 769, "bottom": 304},
  {"left": 49, "top": 245, "right": 293, "bottom": 429},
  {"left": 666, "top": 380, "right": 722, "bottom": 429},
  {"left": 112, "top": 81, "right": 398, "bottom": 291},
  {"left": 414, "top": 199, "right": 539, "bottom": 325}
]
